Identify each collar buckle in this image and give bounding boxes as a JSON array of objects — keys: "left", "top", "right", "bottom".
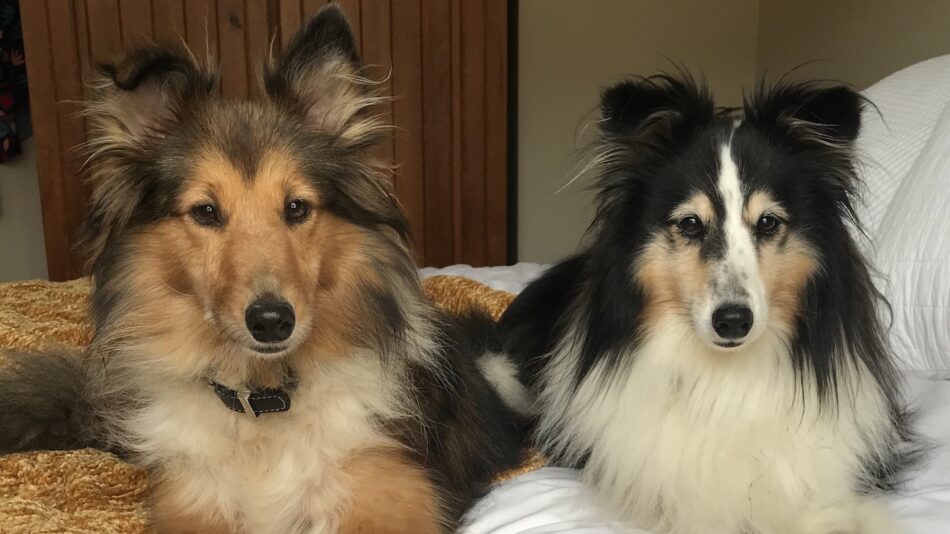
[{"left": 236, "top": 389, "right": 257, "bottom": 418}]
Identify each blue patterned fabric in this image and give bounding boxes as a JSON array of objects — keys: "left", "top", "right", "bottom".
[{"left": 0, "top": 0, "right": 27, "bottom": 163}]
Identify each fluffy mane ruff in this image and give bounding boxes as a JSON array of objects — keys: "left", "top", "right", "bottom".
[{"left": 502, "top": 74, "right": 919, "bottom": 534}]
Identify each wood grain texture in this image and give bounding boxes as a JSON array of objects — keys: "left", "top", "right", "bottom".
[
  {"left": 24, "top": 0, "right": 510, "bottom": 279},
  {"left": 216, "top": 0, "right": 249, "bottom": 97},
  {"left": 302, "top": 0, "right": 326, "bottom": 20},
  {"left": 459, "top": 0, "right": 486, "bottom": 265},
  {"left": 119, "top": 0, "right": 154, "bottom": 47},
  {"left": 244, "top": 0, "right": 272, "bottom": 96},
  {"left": 390, "top": 0, "right": 426, "bottom": 259},
  {"left": 21, "top": 0, "right": 72, "bottom": 280},
  {"left": 483, "top": 0, "right": 508, "bottom": 265},
  {"left": 360, "top": 0, "right": 394, "bottom": 169},
  {"left": 152, "top": 1, "right": 186, "bottom": 43},
  {"left": 86, "top": 0, "right": 123, "bottom": 61},
  {"left": 185, "top": 0, "right": 219, "bottom": 58},
  {"left": 47, "top": 1, "right": 90, "bottom": 279},
  {"left": 276, "top": 0, "right": 301, "bottom": 47},
  {"left": 420, "top": 0, "right": 455, "bottom": 266}
]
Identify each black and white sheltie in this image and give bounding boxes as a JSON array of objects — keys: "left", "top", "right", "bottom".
[
  {"left": 0, "top": 6, "right": 525, "bottom": 533},
  {"left": 500, "top": 75, "right": 917, "bottom": 533}
]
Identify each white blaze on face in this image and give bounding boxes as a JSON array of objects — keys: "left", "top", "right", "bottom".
[{"left": 696, "top": 141, "right": 768, "bottom": 347}]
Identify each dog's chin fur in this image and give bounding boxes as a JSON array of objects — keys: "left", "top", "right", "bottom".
[
  {"left": 537, "top": 321, "right": 901, "bottom": 534},
  {"left": 0, "top": 6, "right": 525, "bottom": 534},
  {"left": 501, "top": 75, "right": 918, "bottom": 534}
]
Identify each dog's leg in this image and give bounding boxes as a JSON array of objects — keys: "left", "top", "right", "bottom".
[
  {"left": 799, "top": 497, "right": 901, "bottom": 534},
  {"left": 853, "top": 497, "right": 903, "bottom": 534},
  {"left": 338, "top": 450, "right": 446, "bottom": 534}
]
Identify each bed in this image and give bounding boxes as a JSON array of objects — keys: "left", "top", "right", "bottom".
[
  {"left": 1, "top": 54, "right": 948, "bottom": 534},
  {"left": 419, "top": 264, "right": 950, "bottom": 534}
]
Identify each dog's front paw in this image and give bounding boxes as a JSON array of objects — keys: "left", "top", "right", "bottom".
[{"left": 800, "top": 498, "right": 901, "bottom": 534}]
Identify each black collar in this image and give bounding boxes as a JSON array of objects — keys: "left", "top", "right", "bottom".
[{"left": 210, "top": 381, "right": 292, "bottom": 418}]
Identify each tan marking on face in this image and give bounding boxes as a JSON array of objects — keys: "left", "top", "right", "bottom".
[
  {"left": 671, "top": 192, "right": 716, "bottom": 225},
  {"left": 110, "top": 147, "right": 392, "bottom": 382},
  {"left": 305, "top": 215, "right": 385, "bottom": 357},
  {"left": 340, "top": 449, "right": 445, "bottom": 534},
  {"left": 637, "top": 192, "right": 718, "bottom": 329},
  {"left": 744, "top": 191, "right": 788, "bottom": 227},
  {"left": 636, "top": 190, "right": 815, "bottom": 345},
  {"left": 757, "top": 233, "right": 818, "bottom": 333},
  {"left": 636, "top": 233, "right": 711, "bottom": 329},
  {"left": 173, "top": 148, "right": 321, "bottom": 340}
]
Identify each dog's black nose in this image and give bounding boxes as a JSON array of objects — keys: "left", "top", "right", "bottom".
[
  {"left": 245, "top": 299, "right": 295, "bottom": 343},
  {"left": 712, "top": 305, "right": 753, "bottom": 339}
]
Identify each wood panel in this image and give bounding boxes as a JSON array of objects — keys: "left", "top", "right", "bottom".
[
  {"left": 277, "top": 0, "right": 301, "bottom": 47},
  {"left": 359, "top": 0, "right": 394, "bottom": 166},
  {"left": 185, "top": 0, "right": 219, "bottom": 57},
  {"left": 484, "top": 0, "right": 509, "bottom": 265},
  {"left": 46, "top": 3, "right": 89, "bottom": 278},
  {"left": 152, "top": 1, "right": 186, "bottom": 43},
  {"left": 216, "top": 0, "right": 250, "bottom": 97},
  {"left": 459, "top": 0, "right": 486, "bottom": 265},
  {"left": 419, "top": 0, "right": 455, "bottom": 266},
  {"left": 20, "top": 0, "right": 74, "bottom": 279},
  {"left": 245, "top": 1, "right": 273, "bottom": 96},
  {"left": 22, "top": 0, "right": 510, "bottom": 279},
  {"left": 390, "top": 0, "right": 426, "bottom": 257},
  {"left": 119, "top": 0, "right": 154, "bottom": 46}
]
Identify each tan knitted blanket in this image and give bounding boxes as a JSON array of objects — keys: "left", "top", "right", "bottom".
[{"left": 0, "top": 276, "right": 544, "bottom": 533}]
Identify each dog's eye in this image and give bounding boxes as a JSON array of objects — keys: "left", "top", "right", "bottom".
[
  {"left": 756, "top": 215, "right": 781, "bottom": 237},
  {"left": 285, "top": 199, "right": 310, "bottom": 223},
  {"left": 676, "top": 216, "right": 705, "bottom": 237},
  {"left": 190, "top": 204, "right": 221, "bottom": 226}
]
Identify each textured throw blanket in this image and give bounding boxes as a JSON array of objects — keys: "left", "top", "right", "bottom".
[{"left": 0, "top": 276, "right": 543, "bottom": 533}]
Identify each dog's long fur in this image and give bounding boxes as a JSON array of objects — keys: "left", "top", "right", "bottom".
[
  {"left": 500, "top": 75, "right": 918, "bottom": 534},
  {"left": 0, "top": 7, "right": 524, "bottom": 533}
]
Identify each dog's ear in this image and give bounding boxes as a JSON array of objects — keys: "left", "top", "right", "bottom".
[
  {"left": 791, "top": 85, "right": 862, "bottom": 143},
  {"left": 745, "top": 83, "right": 863, "bottom": 145},
  {"left": 80, "top": 46, "right": 216, "bottom": 271},
  {"left": 88, "top": 45, "right": 217, "bottom": 150},
  {"left": 264, "top": 5, "right": 382, "bottom": 148},
  {"left": 599, "top": 75, "right": 715, "bottom": 144}
]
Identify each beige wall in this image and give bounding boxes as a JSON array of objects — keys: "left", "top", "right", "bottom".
[
  {"left": 0, "top": 139, "right": 48, "bottom": 282},
  {"left": 518, "top": 0, "right": 950, "bottom": 263},
  {"left": 518, "top": 0, "right": 760, "bottom": 263},
  {"left": 756, "top": 0, "right": 950, "bottom": 89}
]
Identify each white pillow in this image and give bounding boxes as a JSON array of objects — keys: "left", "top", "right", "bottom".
[{"left": 857, "top": 54, "right": 950, "bottom": 371}]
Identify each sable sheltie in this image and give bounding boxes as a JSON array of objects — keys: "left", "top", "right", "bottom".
[
  {"left": 500, "top": 75, "right": 918, "bottom": 533},
  {"left": 0, "top": 6, "right": 525, "bottom": 533}
]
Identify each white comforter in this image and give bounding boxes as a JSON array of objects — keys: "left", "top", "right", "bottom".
[{"left": 421, "top": 264, "right": 950, "bottom": 533}]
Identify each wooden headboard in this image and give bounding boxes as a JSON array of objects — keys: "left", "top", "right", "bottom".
[{"left": 21, "top": 0, "right": 511, "bottom": 280}]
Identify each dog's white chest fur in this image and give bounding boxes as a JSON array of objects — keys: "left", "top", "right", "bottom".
[
  {"left": 537, "top": 321, "right": 899, "bottom": 534},
  {"left": 128, "top": 357, "right": 400, "bottom": 534}
]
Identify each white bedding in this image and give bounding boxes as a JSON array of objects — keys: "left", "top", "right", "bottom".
[
  {"left": 421, "top": 264, "right": 950, "bottom": 533},
  {"left": 855, "top": 54, "right": 950, "bottom": 372}
]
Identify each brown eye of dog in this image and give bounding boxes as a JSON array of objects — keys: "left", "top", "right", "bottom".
[
  {"left": 285, "top": 199, "right": 310, "bottom": 223},
  {"left": 756, "top": 215, "right": 781, "bottom": 236},
  {"left": 190, "top": 204, "right": 221, "bottom": 226},
  {"left": 677, "top": 216, "right": 704, "bottom": 237}
]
